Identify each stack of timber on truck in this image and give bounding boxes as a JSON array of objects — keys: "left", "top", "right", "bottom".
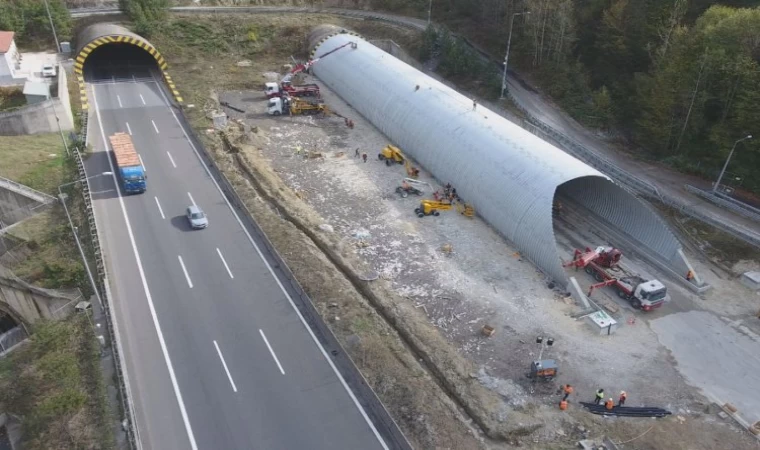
[
  {"left": 109, "top": 132, "right": 146, "bottom": 194},
  {"left": 565, "top": 246, "right": 669, "bottom": 311}
]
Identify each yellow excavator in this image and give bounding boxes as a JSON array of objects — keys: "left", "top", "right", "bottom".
[
  {"left": 414, "top": 200, "right": 453, "bottom": 217},
  {"left": 378, "top": 144, "right": 405, "bottom": 166}
]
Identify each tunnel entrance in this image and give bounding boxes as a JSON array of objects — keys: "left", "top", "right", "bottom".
[{"left": 84, "top": 43, "right": 158, "bottom": 82}]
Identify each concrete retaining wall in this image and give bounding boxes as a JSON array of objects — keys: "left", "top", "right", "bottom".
[
  {"left": 0, "top": 63, "right": 73, "bottom": 136},
  {"left": 0, "top": 265, "right": 81, "bottom": 326}
]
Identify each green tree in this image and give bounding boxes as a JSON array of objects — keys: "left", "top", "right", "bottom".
[
  {"left": 120, "top": 0, "right": 170, "bottom": 36},
  {"left": 0, "top": 0, "right": 71, "bottom": 47}
]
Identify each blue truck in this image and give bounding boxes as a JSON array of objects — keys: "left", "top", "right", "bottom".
[{"left": 109, "top": 133, "right": 146, "bottom": 194}]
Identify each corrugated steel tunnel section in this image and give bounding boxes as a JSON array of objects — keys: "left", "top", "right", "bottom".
[
  {"left": 74, "top": 23, "right": 167, "bottom": 76},
  {"left": 309, "top": 27, "right": 686, "bottom": 286}
]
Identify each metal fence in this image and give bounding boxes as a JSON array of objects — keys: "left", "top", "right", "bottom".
[{"left": 0, "top": 326, "right": 28, "bottom": 357}]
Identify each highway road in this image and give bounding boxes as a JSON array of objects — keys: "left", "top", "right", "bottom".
[{"left": 84, "top": 65, "right": 388, "bottom": 449}]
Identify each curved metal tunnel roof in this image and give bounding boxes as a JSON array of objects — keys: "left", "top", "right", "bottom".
[
  {"left": 311, "top": 30, "right": 682, "bottom": 286},
  {"left": 74, "top": 23, "right": 168, "bottom": 76}
]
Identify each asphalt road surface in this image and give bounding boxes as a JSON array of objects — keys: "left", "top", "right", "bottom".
[{"left": 85, "top": 71, "right": 388, "bottom": 450}]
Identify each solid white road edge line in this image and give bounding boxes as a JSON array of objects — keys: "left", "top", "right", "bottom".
[
  {"left": 152, "top": 77, "right": 389, "bottom": 450},
  {"left": 187, "top": 192, "right": 196, "bottom": 206},
  {"left": 216, "top": 248, "right": 234, "bottom": 279},
  {"left": 152, "top": 119, "right": 160, "bottom": 134},
  {"left": 167, "top": 151, "right": 177, "bottom": 168},
  {"left": 92, "top": 86, "right": 199, "bottom": 450},
  {"left": 117, "top": 94, "right": 123, "bottom": 108},
  {"left": 126, "top": 122, "right": 132, "bottom": 136},
  {"left": 213, "top": 340, "right": 238, "bottom": 392},
  {"left": 259, "top": 329, "right": 285, "bottom": 375},
  {"left": 177, "top": 255, "right": 193, "bottom": 288},
  {"left": 154, "top": 196, "right": 166, "bottom": 219}
]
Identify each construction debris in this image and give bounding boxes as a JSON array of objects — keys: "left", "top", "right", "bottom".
[{"left": 481, "top": 325, "right": 496, "bottom": 337}]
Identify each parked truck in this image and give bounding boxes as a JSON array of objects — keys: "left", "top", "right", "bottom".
[
  {"left": 267, "top": 96, "right": 326, "bottom": 116},
  {"left": 565, "top": 246, "right": 668, "bottom": 311},
  {"left": 109, "top": 132, "right": 146, "bottom": 194}
]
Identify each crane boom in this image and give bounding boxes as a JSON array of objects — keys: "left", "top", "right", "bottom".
[{"left": 282, "top": 41, "right": 357, "bottom": 83}]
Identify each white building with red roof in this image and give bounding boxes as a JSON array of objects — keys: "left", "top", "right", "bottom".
[{"left": 0, "top": 31, "right": 21, "bottom": 80}]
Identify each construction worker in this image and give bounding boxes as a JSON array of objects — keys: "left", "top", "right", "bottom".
[
  {"left": 618, "top": 391, "right": 627, "bottom": 406},
  {"left": 362, "top": 152, "right": 368, "bottom": 163},
  {"left": 594, "top": 388, "right": 605, "bottom": 405},
  {"left": 559, "top": 399, "right": 568, "bottom": 411},
  {"left": 686, "top": 270, "right": 694, "bottom": 281},
  {"left": 472, "top": 100, "right": 477, "bottom": 111},
  {"left": 355, "top": 148, "right": 360, "bottom": 158},
  {"left": 561, "top": 384, "right": 573, "bottom": 401},
  {"left": 605, "top": 398, "right": 615, "bottom": 410}
]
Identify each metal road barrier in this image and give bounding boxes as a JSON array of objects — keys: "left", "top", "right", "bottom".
[{"left": 685, "top": 185, "right": 760, "bottom": 224}]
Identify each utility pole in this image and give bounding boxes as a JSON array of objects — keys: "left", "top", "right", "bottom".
[
  {"left": 713, "top": 135, "right": 752, "bottom": 193},
  {"left": 500, "top": 11, "right": 529, "bottom": 100},
  {"left": 428, "top": 0, "right": 433, "bottom": 26},
  {"left": 42, "top": 0, "right": 60, "bottom": 53}
]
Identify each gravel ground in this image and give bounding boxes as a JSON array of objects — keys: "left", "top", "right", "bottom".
[{"left": 215, "top": 69, "right": 760, "bottom": 448}]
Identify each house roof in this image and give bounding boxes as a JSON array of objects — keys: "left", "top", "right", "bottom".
[
  {"left": 23, "top": 80, "right": 50, "bottom": 97},
  {"left": 0, "top": 31, "right": 15, "bottom": 54}
]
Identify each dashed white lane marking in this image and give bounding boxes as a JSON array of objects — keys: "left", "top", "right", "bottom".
[
  {"left": 126, "top": 122, "right": 132, "bottom": 136},
  {"left": 177, "top": 255, "right": 193, "bottom": 288},
  {"left": 140, "top": 94, "right": 146, "bottom": 105},
  {"left": 152, "top": 119, "right": 160, "bottom": 134},
  {"left": 117, "top": 95, "right": 123, "bottom": 108},
  {"left": 167, "top": 152, "right": 177, "bottom": 168},
  {"left": 138, "top": 154, "right": 146, "bottom": 170},
  {"left": 213, "top": 340, "right": 238, "bottom": 393},
  {"left": 154, "top": 196, "right": 165, "bottom": 219},
  {"left": 216, "top": 248, "right": 234, "bottom": 279},
  {"left": 187, "top": 192, "right": 196, "bottom": 206},
  {"left": 259, "top": 329, "right": 285, "bottom": 375}
]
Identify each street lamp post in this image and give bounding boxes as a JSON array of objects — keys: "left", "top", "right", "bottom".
[
  {"left": 500, "top": 11, "right": 529, "bottom": 100},
  {"left": 713, "top": 135, "right": 752, "bottom": 193},
  {"left": 58, "top": 172, "right": 112, "bottom": 308},
  {"left": 428, "top": 0, "right": 433, "bottom": 25},
  {"left": 42, "top": 0, "right": 60, "bottom": 53}
]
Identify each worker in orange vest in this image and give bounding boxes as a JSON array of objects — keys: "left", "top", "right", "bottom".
[
  {"left": 605, "top": 398, "right": 615, "bottom": 410},
  {"left": 559, "top": 399, "right": 568, "bottom": 411},
  {"left": 560, "top": 384, "right": 574, "bottom": 401}
]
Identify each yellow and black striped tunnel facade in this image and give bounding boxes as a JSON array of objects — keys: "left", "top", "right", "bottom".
[
  {"left": 75, "top": 23, "right": 183, "bottom": 109},
  {"left": 74, "top": 34, "right": 168, "bottom": 75}
]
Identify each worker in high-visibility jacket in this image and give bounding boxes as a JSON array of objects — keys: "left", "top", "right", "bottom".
[
  {"left": 605, "top": 398, "right": 615, "bottom": 410},
  {"left": 561, "top": 384, "right": 573, "bottom": 401},
  {"left": 594, "top": 388, "right": 605, "bottom": 404}
]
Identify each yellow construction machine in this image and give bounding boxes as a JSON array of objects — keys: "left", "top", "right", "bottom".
[
  {"left": 378, "top": 145, "right": 405, "bottom": 166},
  {"left": 414, "top": 200, "right": 453, "bottom": 217},
  {"left": 456, "top": 202, "right": 475, "bottom": 217}
]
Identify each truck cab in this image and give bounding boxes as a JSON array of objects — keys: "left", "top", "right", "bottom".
[
  {"left": 264, "top": 82, "right": 281, "bottom": 99},
  {"left": 633, "top": 279, "right": 668, "bottom": 310},
  {"left": 120, "top": 166, "right": 146, "bottom": 194},
  {"left": 267, "top": 97, "right": 286, "bottom": 115}
]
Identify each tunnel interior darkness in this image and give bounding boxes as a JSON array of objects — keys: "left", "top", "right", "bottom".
[{"left": 84, "top": 43, "right": 158, "bottom": 82}]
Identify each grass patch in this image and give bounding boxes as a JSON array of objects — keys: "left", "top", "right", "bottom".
[
  {"left": 0, "top": 316, "right": 115, "bottom": 450},
  {"left": 0, "top": 133, "right": 67, "bottom": 194},
  {"left": 0, "top": 86, "right": 26, "bottom": 112}
]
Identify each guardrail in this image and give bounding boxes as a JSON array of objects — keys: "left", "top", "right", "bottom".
[
  {"left": 72, "top": 113, "right": 140, "bottom": 450},
  {"left": 685, "top": 185, "right": 760, "bottom": 223}
]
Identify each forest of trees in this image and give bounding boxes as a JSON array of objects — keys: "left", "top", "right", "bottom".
[
  {"left": 398, "top": 0, "right": 760, "bottom": 192},
  {"left": 0, "top": 0, "right": 72, "bottom": 47}
]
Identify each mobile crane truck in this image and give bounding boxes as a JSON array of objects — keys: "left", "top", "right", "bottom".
[
  {"left": 109, "top": 132, "right": 146, "bottom": 194},
  {"left": 565, "top": 246, "right": 669, "bottom": 311}
]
